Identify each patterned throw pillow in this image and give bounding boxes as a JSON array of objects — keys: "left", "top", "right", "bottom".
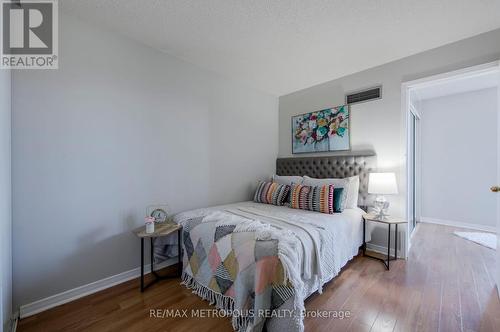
[
  {"left": 253, "top": 181, "right": 291, "bottom": 206},
  {"left": 290, "top": 184, "right": 342, "bottom": 214}
]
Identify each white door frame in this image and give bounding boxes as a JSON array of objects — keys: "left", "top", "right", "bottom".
[
  {"left": 407, "top": 102, "right": 421, "bottom": 243},
  {"left": 401, "top": 60, "right": 500, "bottom": 257},
  {"left": 496, "top": 67, "right": 500, "bottom": 298}
]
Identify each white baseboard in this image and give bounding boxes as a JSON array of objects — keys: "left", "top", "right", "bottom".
[
  {"left": 420, "top": 217, "right": 496, "bottom": 233},
  {"left": 365, "top": 226, "right": 407, "bottom": 259},
  {"left": 19, "top": 257, "right": 178, "bottom": 319},
  {"left": 366, "top": 243, "right": 405, "bottom": 259}
]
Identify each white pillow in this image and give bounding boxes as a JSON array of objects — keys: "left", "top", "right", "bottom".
[
  {"left": 302, "top": 175, "right": 360, "bottom": 209},
  {"left": 346, "top": 176, "right": 360, "bottom": 209},
  {"left": 272, "top": 175, "right": 303, "bottom": 186}
]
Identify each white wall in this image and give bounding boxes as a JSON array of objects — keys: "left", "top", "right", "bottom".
[
  {"left": 0, "top": 70, "right": 12, "bottom": 331},
  {"left": 279, "top": 28, "right": 500, "bottom": 247},
  {"left": 419, "top": 88, "right": 497, "bottom": 230},
  {"left": 12, "top": 13, "right": 278, "bottom": 308}
]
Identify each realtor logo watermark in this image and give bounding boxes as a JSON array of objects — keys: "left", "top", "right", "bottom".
[{"left": 1, "top": 0, "right": 58, "bottom": 69}]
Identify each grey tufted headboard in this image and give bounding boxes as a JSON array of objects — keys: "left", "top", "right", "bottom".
[{"left": 276, "top": 151, "right": 376, "bottom": 207}]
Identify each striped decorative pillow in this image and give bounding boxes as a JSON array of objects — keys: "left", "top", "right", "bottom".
[
  {"left": 253, "top": 181, "right": 291, "bottom": 206},
  {"left": 290, "top": 184, "right": 337, "bottom": 214}
]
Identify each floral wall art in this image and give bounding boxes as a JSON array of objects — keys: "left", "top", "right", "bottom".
[{"left": 292, "top": 105, "right": 350, "bottom": 154}]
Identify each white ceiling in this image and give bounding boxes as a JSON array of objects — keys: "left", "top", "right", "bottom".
[
  {"left": 61, "top": 0, "right": 500, "bottom": 96},
  {"left": 413, "top": 70, "right": 499, "bottom": 101}
]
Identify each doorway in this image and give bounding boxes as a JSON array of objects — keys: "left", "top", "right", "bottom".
[{"left": 402, "top": 61, "right": 500, "bottom": 255}]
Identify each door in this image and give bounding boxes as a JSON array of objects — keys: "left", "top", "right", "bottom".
[
  {"left": 407, "top": 104, "right": 420, "bottom": 237},
  {"left": 408, "top": 112, "right": 416, "bottom": 235}
]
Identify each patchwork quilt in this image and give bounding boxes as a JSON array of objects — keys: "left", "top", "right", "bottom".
[{"left": 181, "top": 212, "right": 304, "bottom": 332}]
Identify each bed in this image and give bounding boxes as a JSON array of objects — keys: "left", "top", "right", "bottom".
[{"left": 158, "top": 152, "right": 376, "bottom": 332}]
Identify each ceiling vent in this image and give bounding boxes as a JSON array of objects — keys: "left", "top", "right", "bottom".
[{"left": 345, "top": 86, "right": 382, "bottom": 105}]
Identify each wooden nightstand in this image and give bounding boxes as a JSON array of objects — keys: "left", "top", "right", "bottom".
[
  {"left": 133, "top": 223, "right": 182, "bottom": 292},
  {"left": 362, "top": 213, "right": 407, "bottom": 270}
]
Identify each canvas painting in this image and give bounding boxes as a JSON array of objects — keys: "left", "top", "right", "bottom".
[{"left": 292, "top": 105, "right": 350, "bottom": 154}]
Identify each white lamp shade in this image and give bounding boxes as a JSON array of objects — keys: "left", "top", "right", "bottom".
[{"left": 368, "top": 172, "right": 398, "bottom": 195}]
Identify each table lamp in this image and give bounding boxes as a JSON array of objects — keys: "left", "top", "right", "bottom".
[{"left": 368, "top": 172, "right": 398, "bottom": 219}]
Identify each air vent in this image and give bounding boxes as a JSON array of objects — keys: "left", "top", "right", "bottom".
[{"left": 345, "top": 86, "right": 382, "bottom": 105}]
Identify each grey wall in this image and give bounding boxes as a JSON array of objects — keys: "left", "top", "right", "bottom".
[
  {"left": 0, "top": 70, "right": 12, "bottom": 331},
  {"left": 419, "top": 88, "right": 498, "bottom": 230},
  {"left": 12, "top": 13, "right": 278, "bottom": 308},
  {"left": 279, "top": 28, "right": 500, "bottom": 246}
]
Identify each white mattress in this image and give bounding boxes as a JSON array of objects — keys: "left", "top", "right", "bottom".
[{"left": 173, "top": 201, "right": 367, "bottom": 296}]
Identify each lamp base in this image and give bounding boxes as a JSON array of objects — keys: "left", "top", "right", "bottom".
[{"left": 371, "top": 195, "right": 390, "bottom": 220}]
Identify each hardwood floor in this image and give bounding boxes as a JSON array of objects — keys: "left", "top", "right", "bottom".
[{"left": 17, "top": 223, "right": 500, "bottom": 332}]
